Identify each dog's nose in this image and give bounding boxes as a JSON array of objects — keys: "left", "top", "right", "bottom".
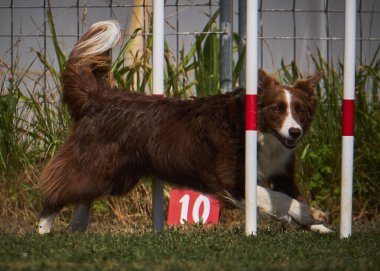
[{"left": 289, "top": 127, "right": 302, "bottom": 139}]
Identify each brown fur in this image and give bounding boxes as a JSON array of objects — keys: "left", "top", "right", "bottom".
[{"left": 39, "top": 86, "right": 248, "bottom": 215}]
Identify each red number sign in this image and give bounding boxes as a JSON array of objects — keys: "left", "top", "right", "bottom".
[{"left": 167, "top": 189, "right": 220, "bottom": 225}]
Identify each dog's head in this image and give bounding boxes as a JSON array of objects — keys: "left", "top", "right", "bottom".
[{"left": 257, "top": 69, "right": 321, "bottom": 149}]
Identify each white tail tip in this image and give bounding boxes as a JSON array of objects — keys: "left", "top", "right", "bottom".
[{"left": 76, "top": 20, "right": 121, "bottom": 57}]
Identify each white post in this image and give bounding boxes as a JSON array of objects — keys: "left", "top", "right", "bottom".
[
  {"left": 152, "top": 0, "right": 165, "bottom": 232},
  {"left": 245, "top": 0, "right": 259, "bottom": 236},
  {"left": 340, "top": 0, "right": 356, "bottom": 238}
]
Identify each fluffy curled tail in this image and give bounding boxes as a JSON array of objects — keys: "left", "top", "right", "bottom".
[{"left": 62, "top": 20, "right": 121, "bottom": 120}]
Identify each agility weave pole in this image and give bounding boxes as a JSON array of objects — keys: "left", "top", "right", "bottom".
[
  {"left": 151, "top": 0, "right": 259, "bottom": 234},
  {"left": 152, "top": 0, "right": 165, "bottom": 232},
  {"left": 245, "top": 0, "right": 259, "bottom": 236},
  {"left": 340, "top": 0, "right": 356, "bottom": 238}
]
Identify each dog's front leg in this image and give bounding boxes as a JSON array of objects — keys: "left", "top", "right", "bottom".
[
  {"left": 70, "top": 202, "right": 92, "bottom": 232},
  {"left": 256, "top": 186, "right": 326, "bottom": 226},
  {"left": 270, "top": 175, "right": 332, "bottom": 233}
]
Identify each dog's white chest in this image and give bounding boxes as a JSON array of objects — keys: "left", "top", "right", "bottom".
[{"left": 257, "top": 133, "right": 293, "bottom": 184}]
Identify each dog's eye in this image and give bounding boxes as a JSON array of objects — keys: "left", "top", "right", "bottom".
[
  {"left": 295, "top": 106, "right": 305, "bottom": 115},
  {"left": 271, "top": 105, "right": 281, "bottom": 113}
]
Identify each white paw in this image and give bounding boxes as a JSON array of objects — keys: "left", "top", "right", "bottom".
[
  {"left": 38, "top": 214, "right": 56, "bottom": 234},
  {"left": 309, "top": 224, "right": 333, "bottom": 234}
]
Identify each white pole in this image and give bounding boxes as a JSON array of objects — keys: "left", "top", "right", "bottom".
[
  {"left": 340, "top": 0, "right": 356, "bottom": 238},
  {"left": 245, "top": 0, "right": 259, "bottom": 236},
  {"left": 152, "top": 0, "right": 165, "bottom": 232}
]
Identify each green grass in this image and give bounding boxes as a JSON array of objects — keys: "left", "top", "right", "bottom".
[{"left": 0, "top": 227, "right": 379, "bottom": 271}]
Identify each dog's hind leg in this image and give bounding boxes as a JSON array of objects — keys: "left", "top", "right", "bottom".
[
  {"left": 38, "top": 202, "right": 63, "bottom": 234},
  {"left": 70, "top": 201, "right": 92, "bottom": 232},
  {"left": 38, "top": 175, "right": 96, "bottom": 234}
]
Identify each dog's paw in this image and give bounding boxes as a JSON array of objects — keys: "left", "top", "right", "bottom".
[
  {"left": 37, "top": 213, "right": 57, "bottom": 235},
  {"left": 288, "top": 201, "right": 330, "bottom": 226},
  {"left": 309, "top": 224, "right": 333, "bottom": 234},
  {"left": 310, "top": 207, "right": 327, "bottom": 224}
]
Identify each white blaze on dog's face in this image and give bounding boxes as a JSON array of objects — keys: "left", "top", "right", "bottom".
[
  {"left": 257, "top": 69, "right": 321, "bottom": 149},
  {"left": 277, "top": 89, "right": 303, "bottom": 148}
]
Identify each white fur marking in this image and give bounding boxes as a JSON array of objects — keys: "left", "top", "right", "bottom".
[
  {"left": 309, "top": 224, "right": 333, "bottom": 234},
  {"left": 227, "top": 186, "right": 315, "bottom": 225},
  {"left": 38, "top": 213, "right": 57, "bottom": 234},
  {"left": 70, "top": 204, "right": 91, "bottom": 232},
  {"left": 256, "top": 186, "right": 314, "bottom": 225},
  {"left": 76, "top": 20, "right": 121, "bottom": 57},
  {"left": 279, "top": 89, "right": 301, "bottom": 138},
  {"left": 256, "top": 186, "right": 292, "bottom": 222}
]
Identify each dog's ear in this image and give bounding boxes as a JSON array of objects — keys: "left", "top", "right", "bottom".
[
  {"left": 258, "top": 68, "right": 280, "bottom": 94},
  {"left": 293, "top": 72, "right": 322, "bottom": 95}
]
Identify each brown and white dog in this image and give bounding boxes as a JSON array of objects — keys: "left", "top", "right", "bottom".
[{"left": 37, "top": 21, "right": 331, "bottom": 234}]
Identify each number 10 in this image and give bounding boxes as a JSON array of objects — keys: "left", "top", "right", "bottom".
[{"left": 179, "top": 194, "right": 211, "bottom": 224}]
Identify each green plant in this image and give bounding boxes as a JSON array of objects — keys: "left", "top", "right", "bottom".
[
  {"left": 112, "top": 10, "right": 244, "bottom": 98},
  {"left": 0, "top": 60, "right": 31, "bottom": 176}
]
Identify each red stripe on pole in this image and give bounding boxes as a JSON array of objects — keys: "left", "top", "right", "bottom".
[
  {"left": 246, "top": 94, "right": 257, "bottom": 131},
  {"left": 342, "top": 99, "right": 355, "bottom": 136}
]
